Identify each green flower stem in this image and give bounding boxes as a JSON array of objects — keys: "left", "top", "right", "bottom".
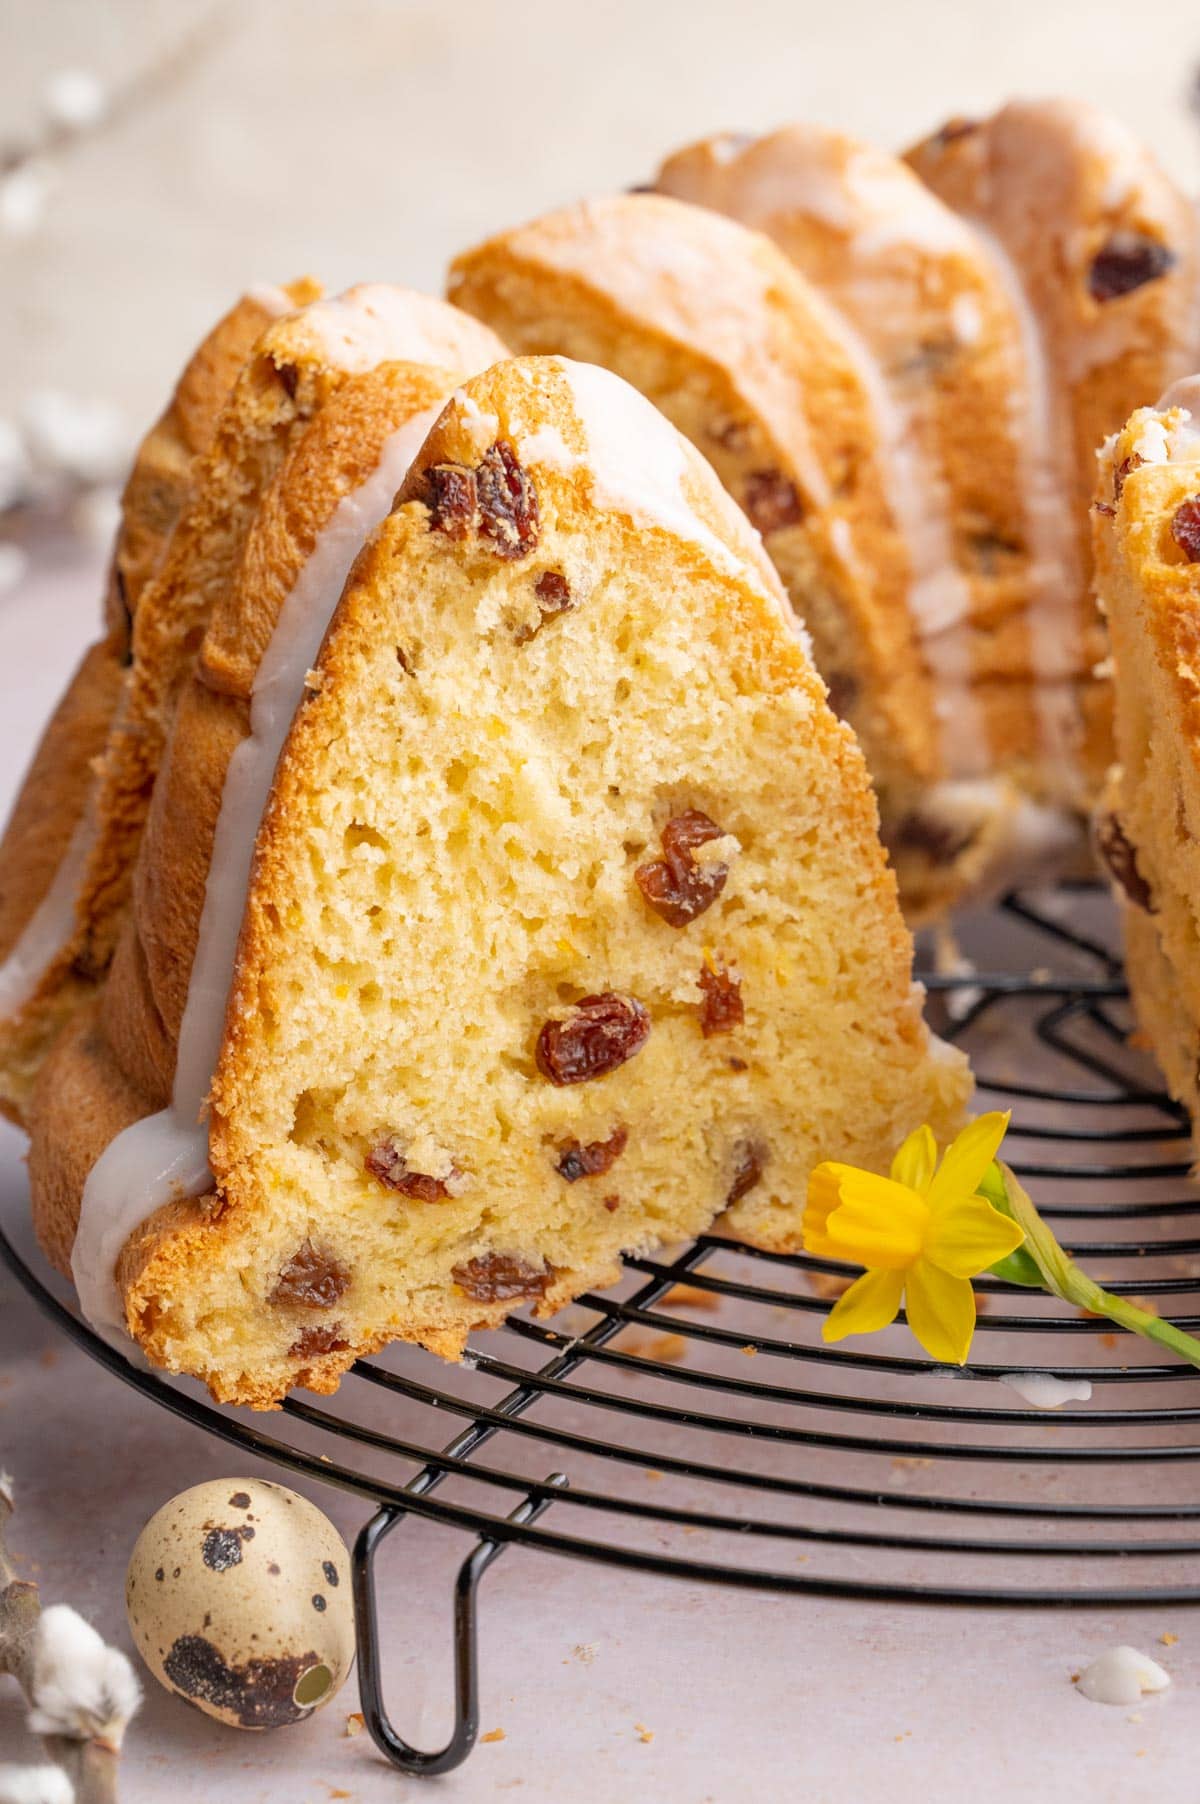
[{"left": 995, "top": 1160, "right": 1200, "bottom": 1370}]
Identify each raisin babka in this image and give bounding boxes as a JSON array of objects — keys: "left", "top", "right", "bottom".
[
  {"left": 31, "top": 355, "right": 968, "bottom": 1405},
  {"left": 0, "top": 284, "right": 505, "bottom": 1121},
  {"left": 1092, "top": 378, "right": 1200, "bottom": 1155},
  {"left": 451, "top": 99, "right": 1200, "bottom": 917}
]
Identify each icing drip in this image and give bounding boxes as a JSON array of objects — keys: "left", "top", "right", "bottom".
[
  {"left": 1000, "top": 1371, "right": 1092, "bottom": 1409},
  {"left": 963, "top": 219, "right": 1085, "bottom": 774},
  {"left": 0, "top": 806, "right": 98, "bottom": 1016},
  {"left": 1150, "top": 381, "right": 1200, "bottom": 461},
  {"left": 524, "top": 358, "right": 790, "bottom": 608},
  {"left": 0, "top": 283, "right": 302, "bottom": 1031},
  {"left": 501, "top": 199, "right": 835, "bottom": 517},
  {"left": 72, "top": 401, "right": 445, "bottom": 1342},
  {"left": 660, "top": 130, "right": 986, "bottom": 769},
  {"left": 827, "top": 314, "right": 984, "bottom": 770},
  {"left": 293, "top": 284, "right": 498, "bottom": 375},
  {"left": 1076, "top": 1646, "right": 1171, "bottom": 1706},
  {"left": 244, "top": 282, "right": 298, "bottom": 318}
]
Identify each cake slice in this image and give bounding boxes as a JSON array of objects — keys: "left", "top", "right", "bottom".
[
  {"left": 0, "top": 284, "right": 505, "bottom": 1121},
  {"left": 448, "top": 193, "right": 1076, "bottom": 918},
  {"left": 653, "top": 124, "right": 1095, "bottom": 909},
  {"left": 0, "top": 280, "right": 318, "bottom": 1120},
  {"left": 449, "top": 199, "right": 940, "bottom": 810},
  {"left": 909, "top": 97, "right": 1200, "bottom": 797},
  {"left": 1092, "top": 380, "right": 1200, "bottom": 1153},
  {"left": 31, "top": 355, "right": 969, "bottom": 1407}
]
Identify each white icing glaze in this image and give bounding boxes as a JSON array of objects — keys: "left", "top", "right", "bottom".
[
  {"left": 291, "top": 284, "right": 496, "bottom": 375},
  {"left": 244, "top": 282, "right": 297, "bottom": 318},
  {"left": 531, "top": 358, "right": 790, "bottom": 608},
  {"left": 72, "top": 401, "right": 445, "bottom": 1342},
  {"left": 1151, "top": 381, "right": 1200, "bottom": 460},
  {"left": 675, "top": 129, "right": 976, "bottom": 258},
  {"left": 0, "top": 806, "right": 98, "bottom": 1017},
  {"left": 964, "top": 219, "right": 1085, "bottom": 772},
  {"left": 661, "top": 130, "right": 985, "bottom": 766},
  {"left": 1077, "top": 1646, "right": 1170, "bottom": 1706},
  {"left": 828, "top": 315, "right": 984, "bottom": 766},
  {"left": 1156, "top": 375, "right": 1200, "bottom": 421},
  {"left": 1000, "top": 1372, "right": 1093, "bottom": 1409},
  {"left": 510, "top": 199, "right": 836, "bottom": 517},
  {"left": 914, "top": 780, "right": 1084, "bottom": 892},
  {"left": 949, "top": 293, "right": 982, "bottom": 346}
]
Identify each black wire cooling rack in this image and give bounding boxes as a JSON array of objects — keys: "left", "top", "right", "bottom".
[{"left": 4, "top": 883, "right": 1200, "bottom": 1776}]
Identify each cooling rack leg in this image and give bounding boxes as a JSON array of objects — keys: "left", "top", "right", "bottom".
[{"left": 352, "top": 1472, "right": 568, "bottom": 1777}]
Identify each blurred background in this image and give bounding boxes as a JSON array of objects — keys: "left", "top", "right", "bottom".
[{"left": 3, "top": 0, "right": 1200, "bottom": 568}]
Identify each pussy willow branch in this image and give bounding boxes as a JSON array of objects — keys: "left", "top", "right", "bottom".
[
  {"left": 0, "top": 1479, "right": 121, "bottom": 1804},
  {"left": 1, "top": 3, "right": 235, "bottom": 180}
]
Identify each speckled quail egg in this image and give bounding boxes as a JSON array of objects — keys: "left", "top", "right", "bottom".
[{"left": 125, "top": 1478, "right": 355, "bottom": 1729}]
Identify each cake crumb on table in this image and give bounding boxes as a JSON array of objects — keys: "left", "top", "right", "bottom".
[
  {"left": 1160, "top": 1632, "right": 1179, "bottom": 1645},
  {"left": 635, "top": 1723, "right": 654, "bottom": 1743},
  {"left": 482, "top": 1727, "right": 506, "bottom": 1743},
  {"left": 344, "top": 1711, "right": 364, "bottom": 1737},
  {"left": 660, "top": 1283, "right": 720, "bottom": 1311}
]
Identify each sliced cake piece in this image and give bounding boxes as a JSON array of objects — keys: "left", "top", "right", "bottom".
[
  {"left": 0, "top": 284, "right": 505, "bottom": 1121},
  {"left": 0, "top": 279, "right": 318, "bottom": 1120},
  {"left": 448, "top": 198, "right": 943, "bottom": 810},
  {"left": 1092, "top": 381, "right": 1200, "bottom": 1153},
  {"left": 653, "top": 125, "right": 1093, "bottom": 908},
  {"left": 909, "top": 97, "right": 1200, "bottom": 799},
  {"left": 34, "top": 355, "right": 969, "bottom": 1407},
  {"left": 448, "top": 193, "right": 1080, "bottom": 919}
]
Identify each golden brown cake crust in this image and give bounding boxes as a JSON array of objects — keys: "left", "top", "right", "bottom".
[
  {"left": 909, "top": 99, "right": 1200, "bottom": 804},
  {"left": 654, "top": 127, "right": 1078, "bottom": 782},
  {"left": 0, "top": 283, "right": 318, "bottom": 1122},
  {"left": 1093, "top": 396, "right": 1200, "bottom": 1150},
  {"left": 0, "top": 286, "right": 507, "bottom": 1127},
  {"left": 34, "top": 354, "right": 967, "bottom": 1407},
  {"left": 449, "top": 193, "right": 940, "bottom": 800}
]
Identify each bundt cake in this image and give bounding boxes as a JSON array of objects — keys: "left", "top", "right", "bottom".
[
  {"left": 0, "top": 282, "right": 505, "bottom": 1121},
  {"left": 1092, "top": 377, "right": 1200, "bottom": 1155},
  {"left": 30, "top": 353, "right": 968, "bottom": 1405},
  {"left": 451, "top": 99, "right": 1200, "bottom": 917}
]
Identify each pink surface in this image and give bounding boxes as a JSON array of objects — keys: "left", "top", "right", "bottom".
[{"left": 1, "top": 541, "right": 1197, "bottom": 1801}]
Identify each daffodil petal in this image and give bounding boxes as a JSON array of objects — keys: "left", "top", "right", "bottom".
[
  {"left": 890, "top": 1123, "right": 937, "bottom": 1192},
  {"left": 822, "top": 1267, "right": 905, "bottom": 1342},
  {"left": 803, "top": 1163, "right": 846, "bottom": 1256},
  {"left": 926, "top": 1111, "right": 1012, "bottom": 1212},
  {"left": 903, "top": 1259, "right": 976, "bottom": 1365},
  {"left": 822, "top": 1168, "right": 929, "bottom": 1270},
  {"left": 924, "top": 1193, "right": 1025, "bottom": 1280}
]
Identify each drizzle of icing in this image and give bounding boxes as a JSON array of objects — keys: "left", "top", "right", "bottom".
[
  {"left": 71, "top": 401, "right": 445, "bottom": 1342},
  {"left": 289, "top": 284, "right": 501, "bottom": 376},
  {"left": 658, "top": 129, "right": 987, "bottom": 766},
  {"left": 1000, "top": 1371, "right": 1093, "bottom": 1409},
  {"left": 524, "top": 357, "right": 789, "bottom": 607},
  {"left": 1076, "top": 1646, "right": 1170, "bottom": 1706},
  {"left": 962, "top": 218, "right": 1085, "bottom": 775},
  {"left": 244, "top": 282, "right": 299, "bottom": 318},
  {"left": 0, "top": 807, "right": 98, "bottom": 1017}
]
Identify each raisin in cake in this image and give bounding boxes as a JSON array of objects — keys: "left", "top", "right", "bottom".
[
  {"left": 1092, "top": 379, "right": 1200, "bottom": 1153},
  {"left": 0, "top": 283, "right": 505, "bottom": 1121},
  {"left": 31, "top": 354, "right": 968, "bottom": 1406}
]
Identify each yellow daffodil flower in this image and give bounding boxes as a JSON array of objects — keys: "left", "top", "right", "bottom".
[{"left": 803, "top": 1112, "right": 1024, "bottom": 1364}]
